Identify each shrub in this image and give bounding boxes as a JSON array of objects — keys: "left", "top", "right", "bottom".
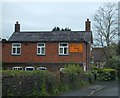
[
  {"left": 106, "top": 56, "right": 120, "bottom": 71},
  {"left": 85, "top": 72, "right": 95, "bottom": 84},
  {"left": 64, "top": 63, "right": 83, "bottom": 74},
  {"left": 97, "top": 68, "right": 117, "bottom": 81},
  {"left": 60, "top": 63, "right": 94, "bottom": 90}
]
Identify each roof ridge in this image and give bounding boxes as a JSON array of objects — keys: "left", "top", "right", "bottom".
[{"left": 16, "top": 31, "right": 91, "bottom": 33}]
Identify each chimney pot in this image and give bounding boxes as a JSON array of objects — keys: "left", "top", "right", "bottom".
[{"left": 16, "top": 21, "right": 18, "bottom": 24}]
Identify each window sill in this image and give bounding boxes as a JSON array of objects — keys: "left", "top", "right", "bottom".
[
  {"left": 37, "top": 54, "right": 45, "bottom": 56},
  {"left": 59, "top": 54, "right": 68, "bottom": 56},
  {"left": 12, "top": 54, "right": 21, "bottom": 56}
]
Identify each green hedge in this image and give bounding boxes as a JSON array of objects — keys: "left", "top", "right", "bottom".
[
  {"left": 97, "top": 68, "right": 117, "bottom": 81},
  {"left": 2, "top": 70, "right": 58, "bottom": 96}
]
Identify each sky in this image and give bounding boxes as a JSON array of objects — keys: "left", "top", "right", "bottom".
[{"left": 0, "top": 1, "right": 119, "bottom": 39}]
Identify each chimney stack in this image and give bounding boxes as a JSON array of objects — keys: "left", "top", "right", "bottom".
[
  {"left": 15, "top": 21, "right": 20, "bottom": 32},
  {"left": 85, "top": 19, "right": 91, "bottom": 32}
]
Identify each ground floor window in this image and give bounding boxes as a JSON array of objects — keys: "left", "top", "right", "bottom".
[
  {"left": 12, "top": 67, "right": 23, "bottom": 70},
  {"left": 37, "top": 67, "right": 47, "bottom": 70},
  {"left": 25, "top": 67, "right": 35, "bottom": 71}
]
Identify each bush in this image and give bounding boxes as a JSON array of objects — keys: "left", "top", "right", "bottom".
[
  {"left": 107, "top": 56, "right": 120, "bottom": 71},
  {"left": 97, "top": 68, "right": 117, "bottom": 81},
  {"left": 85, "top": 72, "right": 95, "bottom": 84},
  {"left": 64, "top": 63, "right": 83, "bottom": 74},
  {"left": 60, "top": 64, "right": 94, "bottom": 90}
]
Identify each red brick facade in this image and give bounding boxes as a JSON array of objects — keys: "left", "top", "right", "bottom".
[{"left": 2, "top": 42, "right": 91, "bottom": 71}]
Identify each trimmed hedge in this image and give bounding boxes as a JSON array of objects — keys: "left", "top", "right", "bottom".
[
  {"left": 2, "top": 70, "right": 58, "bottom": 96},
  {"left": 97, "top": 68, "right": 117, "bottom": 81}
]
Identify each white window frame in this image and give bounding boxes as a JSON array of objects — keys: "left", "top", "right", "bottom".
[
  {"left": 25, "top": 66, "right": 35, "bottom": 71},
  {"left": 37, "top": 67, "right": 47, "bottom": 70},
  {"left": 12, "top": 67, "right": 23, "bottom": 70},
  {"left": 59, "top": 43, "right": 69, "bottom": 55},
  {"left": 12, "top": 43, "right": 21, "bottom": 55},
  {"left": 37, "top": 43, "right": 45, "bottom": 55}
]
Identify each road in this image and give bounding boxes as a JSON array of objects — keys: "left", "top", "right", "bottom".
[
  {"left": 91, "top": 80, "right": 118, "bottom": 96},
  {"left": 58, "top": 80, "right": 118, "bottom": 96}
]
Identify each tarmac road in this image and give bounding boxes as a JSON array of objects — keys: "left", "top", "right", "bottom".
[
  {"left": 91, "top": 80, "right": 118, "bottom": 96},
  {"left": 58, "top": 80, "right": 118, "bottom": 96}
]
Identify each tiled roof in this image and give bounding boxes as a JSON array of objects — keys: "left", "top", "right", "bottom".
[{"left": 8, "top": 31, "right": 92, "bottom": 42}]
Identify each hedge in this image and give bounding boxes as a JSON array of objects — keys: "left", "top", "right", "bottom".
[
  {"left": 97, "top": 68, "right": 117, "bottom": 81},
  {"left": 2, "top": 70, "right": 58, "bottom": 96}
]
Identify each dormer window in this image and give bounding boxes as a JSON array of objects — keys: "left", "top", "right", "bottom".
[{"left": 12, "top": 43, "right": 21, "bottom": 55}]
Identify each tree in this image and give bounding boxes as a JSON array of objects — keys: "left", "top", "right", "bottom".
[
  {"left": 93, "top": 3, "right": 118, "bottom": 65},
  {"left": 52, "top": 27, "right": 71, "bottom": 31},
  {"left": 52, "top": 27, "right": 60, "bottom": 31}
]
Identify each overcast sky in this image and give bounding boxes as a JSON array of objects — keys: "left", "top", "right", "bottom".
[{"left": 0, "top": 1, "right": 119, "bottom": 39}]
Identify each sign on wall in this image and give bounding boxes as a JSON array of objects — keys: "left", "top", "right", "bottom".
[{"left": 69, "top": 43, "right": 83, "bottom": 52}]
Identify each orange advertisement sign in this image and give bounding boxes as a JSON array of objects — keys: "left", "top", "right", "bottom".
[{"left": 70, "top": 43, "right": 83, "bottom": 52}]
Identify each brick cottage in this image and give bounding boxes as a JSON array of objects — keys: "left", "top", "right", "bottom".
[{"left": 2, "top": 19, "right": 93, "bottom": 72}]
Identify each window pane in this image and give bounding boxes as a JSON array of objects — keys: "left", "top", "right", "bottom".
[
  {"left": 41, "top": 48, "right": 45, "bottom": 54},
  {"left": 38, "top": 48, "right": 40, "bottom": 54},
  {"left": 13, "top": 48, "right": 16, "bottom": 53},
  {"left": 60, "top": 43, "right": 67, "bottom": 46},
  {"left": 64, "top": 48, "right": 68, "bottom": 54},
  {"left": 60, "top": 48, "right": 63, "bottom": 54},
  {"left": 63, "top": 44, "right": 67, "bottom": 46},
  {"left": 17, "top": 48, "right": 21, "bottom": 54},
  {"left": 13, "top": 43, "right": 20, "bottom": 47},
  {"left": 18, "top": 68, "right": 22, "bottom": 70},
  {"left": 38, "top": 43, "right": 44, "bottom": 46},
  {"left": 26, "top": 68, "right": 34, "bottom": 71}
]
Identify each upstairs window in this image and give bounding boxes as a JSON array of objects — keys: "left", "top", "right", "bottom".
[
  {"left": 59, "top": 43, "right": 68, "bottom": 55},
  {"left": 37, "top": 43, "right": 45, "bottom": 55},
  {"left": 12, "top": 43, "right": 21, "bottom": 55}
]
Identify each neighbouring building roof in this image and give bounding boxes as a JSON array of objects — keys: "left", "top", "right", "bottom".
[
  {"left": 8, "top": 31, "right": 92, "bottom": 43},
  {"left": 92, "top": 48, "right": 106, "bottom": 62}
]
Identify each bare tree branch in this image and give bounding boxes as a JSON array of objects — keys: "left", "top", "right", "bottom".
[{"left": 93, "top": 2, "right": 118, "bottom": 64}]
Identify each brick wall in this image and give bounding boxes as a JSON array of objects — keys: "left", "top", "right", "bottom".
[
  {"left": 2, "top": 42, "right": 90, "bottom": 71},
  {"left": 2, "top": 42, "right": 87, "bottom": 63}
]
